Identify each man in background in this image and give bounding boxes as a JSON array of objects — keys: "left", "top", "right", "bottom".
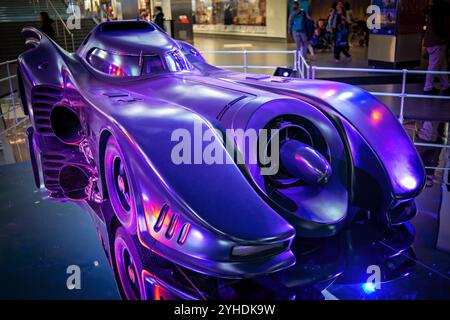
[
  {"left": 423, "top": 0, "right": 450, "bottom": 96},
  {"left": 153, "top": 6, "right": 165, "bottom": 31},
  {"left": 288, "top": 1, "right": 315, "bottom": 60}
]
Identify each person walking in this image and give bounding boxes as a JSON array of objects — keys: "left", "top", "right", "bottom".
[
  {"left": 328, "top": 1, "right": 350, "bottom": 63},
  {"left": 344, "top": 1, "right": 354, "bottom": 46},
  {"left": 288, "top": 1, "right": 315, "bottom": 60},
  {"left": 327, "top": 1, "right": 347, "bottom": 34},
  {"left": 334, "top": 21, "right": 351, "bottom": 62},
  {"left": 423, "top": 0, "right": 450, "bottom": 95},
  {"left": 39, "top": 12, "right": 55, "bottom": 40},
  {"left": 153, "top": 6, "right": 165, "bottom": 31}
]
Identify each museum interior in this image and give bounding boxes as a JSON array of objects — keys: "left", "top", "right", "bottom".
[{"left": 0, "top": 0, "right": 449, "bottom": 301}]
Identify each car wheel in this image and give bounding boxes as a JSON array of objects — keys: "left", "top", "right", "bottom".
[
  {"left": 105, "top": 135, "right": 137, "bottom": 234},
  {"left": 114, "top": 226, "right": 146, "bottom": 300}
]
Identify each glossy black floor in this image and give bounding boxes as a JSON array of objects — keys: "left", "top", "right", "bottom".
[{"left": 0, "top": 161, "right": 449, "bottom": 300}]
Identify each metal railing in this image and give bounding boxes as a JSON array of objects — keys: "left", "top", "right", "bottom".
[
  {"left": 199, "top": 50, "right": 450, "bottom": 172},
  {"left": 199, "top": 50, "right": 300, "bottom": 75},
  {"left": 201, "top": 50, "right": 450, "bottom": 115},
  {"left": 311, "top": 66, "right": 450, "bottom": 124},
  {"left": 45, "top": 0, "right": 75, "bottom": 52},
  {"left": 0, "top": 59, "right": 19, "bottom": 129},
  {"left": 1, "top": 51, "right": 449, "bottom": 173}
]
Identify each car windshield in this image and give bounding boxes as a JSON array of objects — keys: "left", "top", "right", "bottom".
[
  {"left": 87, "top": 48, "right": 192, "bottom": 77},
  {"left": 165, "top": 50, "right": 192, "bottom": 72}
]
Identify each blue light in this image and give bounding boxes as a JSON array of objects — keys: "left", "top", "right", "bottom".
[{"left": 362, "top": 282, "right": 376, "bottom": 294}]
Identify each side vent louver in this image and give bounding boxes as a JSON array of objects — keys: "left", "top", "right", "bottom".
[
  {"left": 165, "top": 214, "right": 179, "bottom": 239},
  {"left": 31, "top": 86, "right": 62, "bottom": 136},
  {"left": 154, "top": 204, "right": 169, "bottom": 232},
  {"left": 41, "top": 152, "right": 67, "bottom": 197},
  {"left": 177, "top": 223, "right": 191, "bottom": 245}
]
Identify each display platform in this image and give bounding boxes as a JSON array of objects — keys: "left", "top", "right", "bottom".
[{"left": 0, "top": 161, "right": 448, "bottom": 300}]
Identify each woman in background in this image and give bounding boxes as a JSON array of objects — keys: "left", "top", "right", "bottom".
[
  {"left": 39, "top": 12, "right": 55, "bottom": 40},
  {"left": 334, "top": 21, "right": 352, "bottom": 62}
]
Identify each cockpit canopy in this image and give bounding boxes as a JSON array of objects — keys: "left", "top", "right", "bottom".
[
  {"left": 78, "top": 20, "right": 192, "bottom": 77},
  {"left": 86, "top": 48, "right": 192, "bottom": 77}
]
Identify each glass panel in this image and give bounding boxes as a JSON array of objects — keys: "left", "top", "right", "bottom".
[
  {"left": 87, "top": 48, "right": 191, "bottom": 76},
  {"left": 142, "top": 55, "right": 165, "bottom": 75},
  {"left": 193, "top": 0, "right": 267, "bottom": 26},
  {"left": 165, "top": 50, "right": 192, "bottom": 72},
  {"left": 87, "top": 48, "right": 141, "bottom": 76}
]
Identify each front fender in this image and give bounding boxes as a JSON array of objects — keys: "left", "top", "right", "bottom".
[
  {"left": 291, "top": 80, "right": 426, "bottom": 200},
  {"left": 99, "top": 100, "right": 296, "bottom": 278},
  {"left": 222, "top": 74, "right": 426, "bottom": 201}
]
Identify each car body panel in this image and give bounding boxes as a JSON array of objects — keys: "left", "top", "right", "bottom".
[{"left": 17, "top": 21, "right": 425, "bottom": 279}]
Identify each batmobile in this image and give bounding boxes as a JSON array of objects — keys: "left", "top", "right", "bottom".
[{"left": 17, "top": 20, "right": 425, "bottom": 299}]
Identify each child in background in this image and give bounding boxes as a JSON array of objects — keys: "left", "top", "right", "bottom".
[
  {"left": 334, "top": 21, "right": 352, "bottom": 62},
  {"left": 311, "top": 29, "right": 322, "bottom": 51},
  {"left": 317, "top": 19, "right": 327, "bottom": 37}
]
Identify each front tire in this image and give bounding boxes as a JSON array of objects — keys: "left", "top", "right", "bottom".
[
  {"left": 105, "top": 135, "right": 137, "bottom": 234},
  {"left": 114, "top": 226, "right": 146, "bottom": 300}
]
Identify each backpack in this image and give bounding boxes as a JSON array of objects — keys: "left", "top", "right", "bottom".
[
  {"left": 292, "top": 11, "right": 305, "bottom": 32},
  {"left": 305, "top": 18, "right": 315, "bottom": 39}
]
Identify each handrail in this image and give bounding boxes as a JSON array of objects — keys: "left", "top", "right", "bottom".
[
  {"left": 46, "top": 0, "right": 72, "bottom": 35},
  {"left": 200, "top": 50, "right": 450, "bottom": 125},
  {"left": 0, "top": 60, "right": 18, "bottom": 124},
  {"left": 312, "top": 65, "right": 450, "bottom": 76},
  {"left": 0, "top": 59, "right": 17, "bottom": 67},
  {"left": 200, "top": 50, "right": 296, "bottom": 54},
  {"left": 0, "top": 75, "right": 17, "bottom": 83},
  {"left": 371, "top": 92, "right": 450, "bottom": 100},
  {"left": 415, "top": 142, "right": 450, "bottom": 149},
  {"left": 46, "top": 0, "right": 75, "bottom": 52},
  {"left": 0, "top": 118, "right": 28, "bottom": 136},
  {"left": 92, "top": 16, "right": 100, "bottom": 25}
]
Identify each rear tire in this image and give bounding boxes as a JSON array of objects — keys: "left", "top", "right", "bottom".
[{"left": 105, "top": 135, "right": 137, "bottom": 234}]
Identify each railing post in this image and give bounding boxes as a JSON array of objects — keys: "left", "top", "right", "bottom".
[
  {"left": 312, "top": 66, "right": 316, "bottom": 80},
  {"left": 6, "top": 63, "right": 17, "bottom": 124},
  {"left": 303, "top": 55, "right": 306, "bottom": 79},
  {"left": 243, "top": 50, "right": 248, "bottom": 74},
  {"left": 297, "top": 51, "right": 302, "bottom": 78},
  {"left": 294, "top": 50, "right": 298, "bottom": 73},
  {"left": 71, "top": 33, "right": 75, "bottom": 52},
  {"left": 63, "top": 30, "right": 67, "bottom": 51},
  {"left": 298, "top": 51, "right": 302, "bottom": 78},
  {"left": 399, "top": 69, "right": 407, "bottom": 124}
]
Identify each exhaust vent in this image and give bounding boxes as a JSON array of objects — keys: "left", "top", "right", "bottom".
[
  {"left": 59, "top": 165, "right": 91, "bottom": 201},
  {"left": 50, "top": 105, "right": 83, "bottom": 145}
]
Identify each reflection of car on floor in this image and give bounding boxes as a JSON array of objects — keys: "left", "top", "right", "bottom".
[
  {"left": 17, "top": 20, "right": 425, "bottom": 299},
  {"left": 90, "top": 205, "right": 416, "bottom": 300}
]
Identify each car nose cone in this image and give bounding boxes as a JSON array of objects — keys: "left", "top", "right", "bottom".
[{"left": 280, "top": 140, "right": 332, "bottom": 185}]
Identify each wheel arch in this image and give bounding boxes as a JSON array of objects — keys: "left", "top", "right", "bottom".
[{"left": 99, "top": 128, "right": 113, "bottom": 199}]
